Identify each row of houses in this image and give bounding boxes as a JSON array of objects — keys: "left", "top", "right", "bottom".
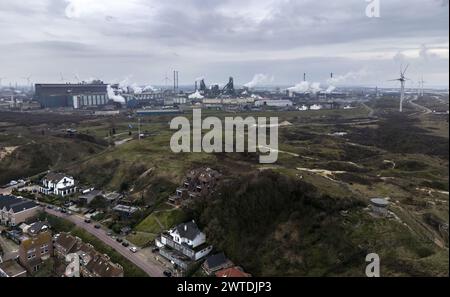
[
  {"left": 0, "top": 219, "right": 123, "bottom": 277},
  {"left": 54, "top": 233, "right": 124, "bottom": 277}
]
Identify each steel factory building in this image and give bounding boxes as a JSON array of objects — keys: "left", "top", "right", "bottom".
[{"left": 34, "top": 82, "right": 108, "bottom": 108}]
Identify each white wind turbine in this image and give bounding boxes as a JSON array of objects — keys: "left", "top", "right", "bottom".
[
  {"left": 419, "top": 75, "right": 426, "bottom": 97},
  {"left": 389, "top": 64, "right": 410, "bottom": 112},
  {"left": 21, "top": 75, "right": 32, "bottom": 90}
]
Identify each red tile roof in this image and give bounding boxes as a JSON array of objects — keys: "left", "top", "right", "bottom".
[{"left": 215, "top": 267, "right": 251, "bottom": 278}]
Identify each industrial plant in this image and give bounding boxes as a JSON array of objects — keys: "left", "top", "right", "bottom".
[{"left": 0, "top": 71, "right": 388, "bottom": 115}]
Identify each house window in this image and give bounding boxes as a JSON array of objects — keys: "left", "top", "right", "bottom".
[
  {"left": 27, "top": 249, "right": 36, "bottom": 259},
  {"left": 33, "top": 265, "right": 40, "bottom": 272},
  {"left": 41, "top": 244, "right": 49, "bottom": 254}
]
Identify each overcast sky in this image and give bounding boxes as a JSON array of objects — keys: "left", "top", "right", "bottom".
[{"left": 0, "top": 0, "right": 448, "bottom": 88}]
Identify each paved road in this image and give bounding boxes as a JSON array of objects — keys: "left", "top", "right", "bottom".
[
  {"left": 409, "top": 97, "right": 433, "bottom": 115},
  {"left": 361, "top": 102, "right": 375, "bottom": 118},
  {"left": 43, "top": 207, "right": 165, "bottom": 277}
]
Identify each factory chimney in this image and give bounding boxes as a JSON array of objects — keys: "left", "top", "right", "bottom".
[
  {"left": 173, "top": 70, "right": 176, "bottom": 92},
  {"left": 303, "top": 73, "right": 306, "bottom": 82}
]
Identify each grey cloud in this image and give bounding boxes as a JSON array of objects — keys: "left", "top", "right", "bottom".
[{"left": 0, "top": 0, "right": 447, "bottom": 86}]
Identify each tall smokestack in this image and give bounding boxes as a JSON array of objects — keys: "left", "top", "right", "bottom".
[
  {"left": 173, "top": 70, "right": 176, "bottom": 92},
  {"left": 303, "top": 73, "right": 306, "bottom": 82},
  {"left": 176, "top": 71, "right": 179, "bottom": 91},
  {"left": 330, "top": 73, "right": 333, "bottom": 79},
  {"left": 195, "top": 81, "right": 198, "bottom": 91}
]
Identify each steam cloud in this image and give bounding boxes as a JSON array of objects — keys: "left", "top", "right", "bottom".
[
  {"left": 107, "top": 85, "right": 126, "bottom": 103},
  {"left": 287, "top": 81, "right": 322, "bottom": 94},
  {"left": 327, "top": 69, "right": 368, "bottom": 85},
  {"left": 244, "top": 74, "right": 274, "bottom": 88},
  {"left": 188, "top": 90, "right": 204, "bottom": 99}
]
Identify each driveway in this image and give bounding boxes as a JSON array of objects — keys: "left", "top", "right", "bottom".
[{"left": 43, "top": 207, "right": 165, "bottom": 277}]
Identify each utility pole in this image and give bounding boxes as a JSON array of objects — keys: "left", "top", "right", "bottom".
[{"left": 138, "top": 117, "right": 141, "bottom": 141}]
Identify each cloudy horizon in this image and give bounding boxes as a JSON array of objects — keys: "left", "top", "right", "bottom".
[{"left": 0, "top": 0, "right": 448, "bottom": 88}]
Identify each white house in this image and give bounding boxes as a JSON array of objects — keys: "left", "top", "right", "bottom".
[
  {"left": 156, "top": 221, "right": 213, "bottom": 270},
  {"left": 39, "top": 172, "right": 76, "bottom": 197}
]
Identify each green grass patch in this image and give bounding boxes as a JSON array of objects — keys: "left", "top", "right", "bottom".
[
  {"left": 135, "top": 208, "right": 188, "bottom": 234},
  {"left": 126, "top": 231, "right": 157, "bottom": 247}
]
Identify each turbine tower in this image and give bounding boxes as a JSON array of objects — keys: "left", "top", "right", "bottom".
[
  {"left": 389, "top": 64, "right": 410, "bottom": 112},
  {"left": 21, "top": 75, "right": 32, "bottom": 90},
  {"left": 419, "top": 75, "right": 425, "bottom": 97}
]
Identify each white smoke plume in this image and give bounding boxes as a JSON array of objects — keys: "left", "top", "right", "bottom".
[
  {"left": 118, "top": 76, "right": 132, "bottom": 93},
  {"left": 327, "top": 69, "right": 368, "bottom": 85},
  {"left": 251, "top": 94, "right": 263, "bottom": 99},
  {"left": 107, "top": 85, "right": 126, "bottom": 103},
  {"left": 244, "top": 74, "right": 274, "bottom": 88},
  {"left": 143, "top": 85, "right": 157, "bottom": 92},
  {"left": 287, "top": 81, "right": 322, "bottom": 94},
  {"left": 129, "top": 83, "right": 142, "bottom": 94},
  {"left": 325, "top": 85, "right": 336, "bottom": 94},
  {"left": 287, "top": 81, "right": 310, "bottom": 93},
  {"left": 188, "top": 90, "right": 204, "bottom": 99},
  {"left": 310, "top": 82, "right": 322, "bottom": 94}
]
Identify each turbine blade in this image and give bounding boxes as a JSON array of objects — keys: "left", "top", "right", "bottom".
[{"left": 403, "top": 64, "right": 410, "bottom": 75}]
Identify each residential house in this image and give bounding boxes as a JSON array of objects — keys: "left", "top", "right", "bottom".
[
  {"left": 104, "top": 192, "right": 123, "bottom": 203},
  {"left": 0, "top": 195, "right": 39, "bottom": 227},
  {"left": 39, "top": 172, "right": 76, "bottom": 197},
  {"left": 112, "top": 204, "right": 139, "bottom": 219},
  {"left": 18, "top": 222, "right": 53, "bottom": 273},
  {"left": 202, "top": 253, "right": 234, "bottom": 275},
  {"left": 169, "top": 168, "right": 221, "bottom": 205},
  {"left": 0, "top": 259, "right": 27, "bottom": 277},
  {"left": 53, "top": 232, "right": 79, "bottom": 259},
  {"left": 54, "top": 233, "right": 124, "bottom": 277},
  {"left": 79, "top": 190, "right": 104, "bottom": 205},
  {"left": 215, "top": 266, "right": 252, "bottom": 278},
  {"left": 19, "top": 221, "right": 51, "bottom": 236},
  {"left": 155, "top": 221, "right": 213, "bottom": 271}
]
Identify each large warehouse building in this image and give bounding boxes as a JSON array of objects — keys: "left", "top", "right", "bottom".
[{"left": 34, "top": 82, "right": 108, "bottom": 108}]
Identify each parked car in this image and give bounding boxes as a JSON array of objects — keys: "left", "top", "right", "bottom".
[
  {"left": 84, "top": 218, "right": 91, "bottom": 223},
  {"left": 94, "top": 224, "right": 101, "bottom": 229},
  {"left": 151, "top": 247, "right": 159, "bottom": 253},
  {"left": 163, "top": 270, "right": 172, "bottom": 277},
  {"left": 116, "top": 238, "right": 123, "bottom": 243},
  {"left": 46, "top": 205, "right": 54, "bottom": 209},
  {"left": 106, "top": 231, "right": 113, "bottom": 236},
  {"left": 129, "top": 247, "right": 138, "bottom": 253},
  {"left": 121, "top": 242, "right": 130, "bottom": 247}
]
